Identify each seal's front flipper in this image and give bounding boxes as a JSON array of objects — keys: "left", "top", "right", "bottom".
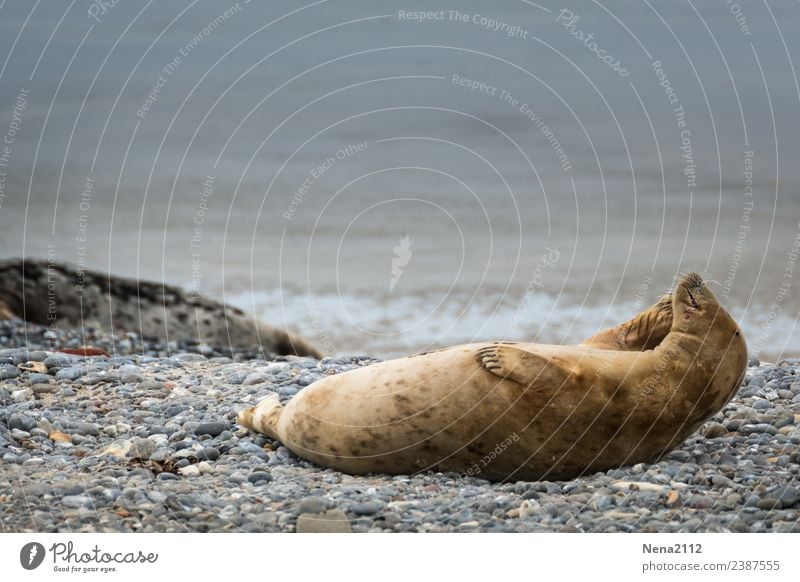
[
  {"left": 476, "top": 343, "right": 570, "bottom": 387},
  {"left": 581, "top": 294, "right": 673, "bottom": 351}
]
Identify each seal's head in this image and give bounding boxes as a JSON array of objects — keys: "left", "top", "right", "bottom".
[{"left": 671, "top": 272, "right": 748, "bottom": 389}]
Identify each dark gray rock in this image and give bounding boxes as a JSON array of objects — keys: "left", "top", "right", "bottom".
[
  {"left": 8, "top": 413, "right": 36, "bottom": 433},
  {"left": 0, "top": 364, "right": 20, "bottom": 380},
  {"left": 350, "top": 500, "right": 386, "bottom": 515},
  {"left": 738, "top": 423, "right": 778, "bottom": 436},
  {"left": 195, "top": 422, "right": 227, "bottom": 437},
  {"left": 247, "top": 471, "right": 272, "bottom": 484}
]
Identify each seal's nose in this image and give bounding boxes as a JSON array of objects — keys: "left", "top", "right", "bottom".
[{"left": 681, "top": 271, "right": 704, "bottom": 288}]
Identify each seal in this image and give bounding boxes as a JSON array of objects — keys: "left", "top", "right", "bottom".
[
  {"left": 0, "top": 258, "right": 321, "bottom": 358},
  {"left": 238, "top": 273, "right": 747, "bottom": 481}
]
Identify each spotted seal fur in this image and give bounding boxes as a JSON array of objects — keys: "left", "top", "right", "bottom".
[{"left": 238, "top": 273, "right": 746, "bottom": 481}]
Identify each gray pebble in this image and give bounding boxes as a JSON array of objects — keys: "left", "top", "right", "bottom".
[
  {"left": 198, "top": 447, "right": 220, "bottom": 461},
  {"left": 137, "top": 380, "right": 166, "bottom": 391},
  {"left": 247, "top": 471, "right": 272, "bottom": 484},
  {"left": 61, "top": 495, "right": 92, "bottom": 508},
  {"left": 701, "top": 422, "right": 727, "bottom": 438},
  {"left": 121, "top": 373, "right": 145, "bottom": 384},
  {"left": 0, "top": 364, "right": 20, "bottom": 380},
  {"left": 172, "top": 353, "right": 206, "bottom": 363},
  {"left": 195, "top": 422, "right": 227, "bottom": 437},
  {"left": 43, "top": 354, "right": 72, "bottom": 368},
  {"left": 243, "top": 373, "right": 269, "bottom": 386},
  {"left": 350, "top": 500, "right": 386, "bottom": 515},
  {"left": 56, "top": 367, "right": 85, "bottom": 381},
  {"left": 8, "top": 413, "right": 36, "bottom": 433},
  {"left": 28, "top": 373, "right": 51, "bottom": 384},
  {"left": 128, "top": 438, "right": 157, "bottom": 460},
  {"left": 297, "top": 497, "right": 327, "bottom": 514},
  {"left": 738, "top": 424, "right": 778, "bottom": 436}
]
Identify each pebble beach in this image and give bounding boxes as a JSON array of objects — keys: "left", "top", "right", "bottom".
[{"left": 1, "top": 319, "right": 799, "bottom": 533}]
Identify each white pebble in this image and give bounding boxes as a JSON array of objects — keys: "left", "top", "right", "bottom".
[
  {"left": 12, "top": 388, "right": 32, "bottom": 402},
  {"left": 179, "top": 465, "right": 200, "bottom": 477}
]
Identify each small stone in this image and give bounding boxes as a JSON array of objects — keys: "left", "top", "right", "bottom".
[
  {"left": 296, "top": 509, "right": 351, "bottom": 533},
  {"left": 10, "top": 429, "right": 30, "bottom": 440},
  {"left": 61, "top": 495, "right": 92, "bottom": 508},
  {"left": 60, "top": 421, "right": 101, "bottom": 436},
  {"left": 31, "top": 383, "right": 56, "bottom": 394},
  {"left": 766, "top": 487, "right": 799, "bottom": 509},
  {"left": 136, "top": 380, "right": 165, "bottom": 391},
  {"left": 738, "top": 423, "right": 778, "bottom": 436},
  {"left": 49, "top": 431, "right": 71, "bottom": 443},
  {"left": 11, "top": 388, "right": 32, "bottom": 402},
  {"left": 97, "top": 440, "right": 133, "bottom": 457},
  {"left": 711, "top": 475, "right": 733, "bottom": 488},
  {"left": 664, "top": 490, "right": 681, "bottom": 508},
  {"left": 28, "top": 373, "right": 51, "bottom": 384},
  {"left": 518, "top": 499, "right": 540, "bottom": 518},
  {"left": 773, "top": 415, "right": 795, "bottom": 429},
  {"left": 752, "top": 399, "right": 772, "bottom": 410},
  {"left": 8, "top": 413, "right": 36, "bottom": 433},
  {"left": 178, "top": 465, "right": 200, "bottom": 477},
  {"left": 0, "top": 364, "right": 20, "bottom": 379},
  {"left": 247, "top": 471, "right": 272, "bottom": 484},
  {"left": 297, "top": 497, "right": 327, "bottom": 514},
  {"left": 172, "top": 353, "right": 206, "bottom": 363},
  {"left": 350, "top": 501, "right": 385, "bottom": 516},
  {"left": 55, "top": 367, "right": 85, "bottom": 381},
  {"left": 19, "top": 483, "right": 49, "bottom": 497},
  {"left": 197, "top": 461, "right": 214, "bottom": 474},
  {"left": 195, "top": 422, "right": 227, "bottom": 437},
  {"left": 121, "top": 373, "right": 145, "bottom": 384},
  {"left": 686, "top": 495, "right": 714, "bottom": 509},
  {"left": 701, "top": 422, "right": 728, "bottom": 438},
  {"left": 243, "top": 373, "right": 269, "bottom": 386},
  {"left": 128, "top": 438, "right": 156, "bottom": 460},
  {"left": 610, "top": 481, "right": 665, "bottom": 493},
  {"left": 43, "top": 354, "right": 72, "bottom": 368},
  {"left": 757, "top": 498, "right": 781, "bottom": 510},
  {"left": 197, "top": 446, "right": 220, "bottom": 461}
]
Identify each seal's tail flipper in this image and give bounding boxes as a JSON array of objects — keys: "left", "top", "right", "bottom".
[{"left": 236, "top": 393, "right": 284, "bottom": 441}]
